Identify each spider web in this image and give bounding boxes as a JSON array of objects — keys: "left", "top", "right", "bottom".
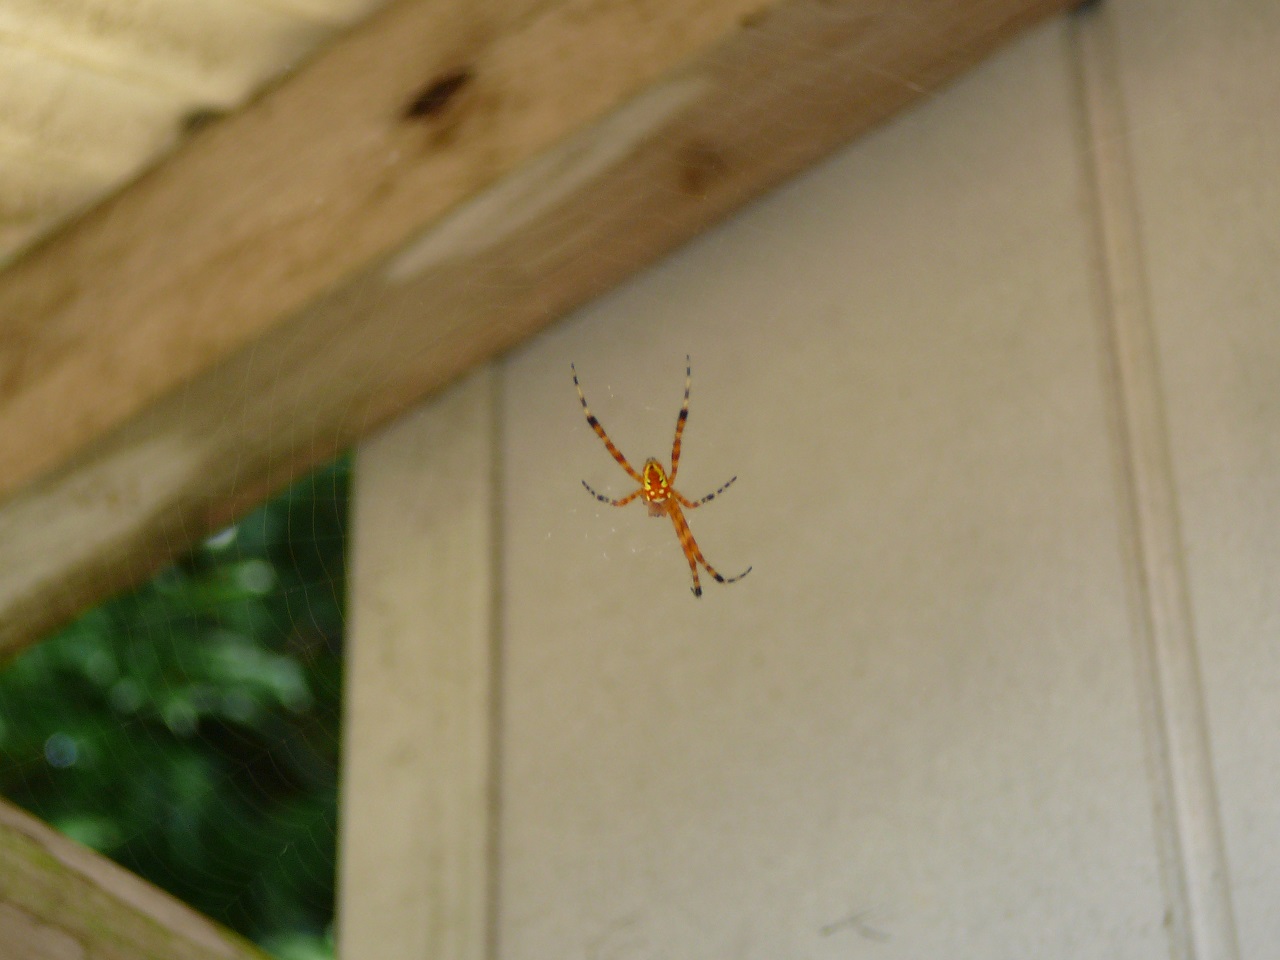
[{"left": 0, "top": 462, "right": 348, "bottom": 959}]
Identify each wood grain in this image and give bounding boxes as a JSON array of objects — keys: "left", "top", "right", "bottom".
[
  {"left": 0, "top": 0, "right": 1073, "bottom": 657},
  {"left": 0, "top": 797, "right": 268, "bottom": 960}
]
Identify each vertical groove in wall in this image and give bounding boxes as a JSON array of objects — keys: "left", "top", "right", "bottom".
[
  {"left": 486, "top": 361, "right": 506, "bottom": 960},
  {"left": 1070, "top": 8, "right": 1239, "bottom": 960}
]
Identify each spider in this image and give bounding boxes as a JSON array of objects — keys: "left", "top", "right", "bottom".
[{"left": 572, "top": 355, "right": 751, "bottom": 598}]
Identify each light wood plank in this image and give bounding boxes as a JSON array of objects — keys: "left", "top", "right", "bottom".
[
  {"left": 0, "top": 0, "right": 1073, "bottom": 658},
  {"left": 0, "top": 797, "right": 268, "bottom": 960},
  {"left": 0, "top": 0, "right": 392, "bottom": 265},
  {"left": 338, "top": 368, "right": 497, "bottom": 960}
]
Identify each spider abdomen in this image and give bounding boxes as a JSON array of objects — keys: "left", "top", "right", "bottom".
[{"left": 641, "top": 459, "right": 671, "bottom": 504}]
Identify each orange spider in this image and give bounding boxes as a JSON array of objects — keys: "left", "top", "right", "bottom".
[{"left": 572, "top": 355, "right": 751, "bottom": 598}]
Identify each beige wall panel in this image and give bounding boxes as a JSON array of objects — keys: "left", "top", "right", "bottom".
[
  {"left": 498, "top": 22, "right": 1167, "bottom": 959},
  {"left": 1109, "top": 0, "right": 1280, "bottom": 953},
  {"left": 340, "top": 369, "right": 496, "bottom": 960}
]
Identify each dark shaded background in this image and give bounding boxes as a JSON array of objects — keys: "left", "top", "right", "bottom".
[{"left": 0, "top": 460, "right": 349, "bottom": 960}]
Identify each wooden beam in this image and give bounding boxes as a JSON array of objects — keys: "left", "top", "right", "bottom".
[
  {"left": 338, "top": 369, "right": 497, "bottom": 960},
  {"left": 0, "top": 797, "right": 269, "bottom": 960},
  {"left": 0, "top": 0, "right": 1074, "bottom": 657}
]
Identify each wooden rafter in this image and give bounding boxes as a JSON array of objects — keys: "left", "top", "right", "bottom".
[
  {"left": 0, "top": 0, "right": 1074, "bottom": 658},
  {"left": 0, "top": 798, "right": 269, "bottom": 959}
]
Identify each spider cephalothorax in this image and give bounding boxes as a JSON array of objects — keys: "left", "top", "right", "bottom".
[{"left": 572, "top": 356, "right": 750, "bottom": 597}]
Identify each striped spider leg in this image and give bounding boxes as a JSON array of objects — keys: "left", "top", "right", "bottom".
[{"left": 571, "top": 355, "right": 751, "bottom": 598}]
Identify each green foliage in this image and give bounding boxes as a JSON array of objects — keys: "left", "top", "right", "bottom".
[{"left": 0, "top": 460, "right": 349, "bottom": 955}]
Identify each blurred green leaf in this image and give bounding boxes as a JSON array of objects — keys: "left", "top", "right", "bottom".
[{"left": 0, "top": 458, "right": 348, "bottom": 956}]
